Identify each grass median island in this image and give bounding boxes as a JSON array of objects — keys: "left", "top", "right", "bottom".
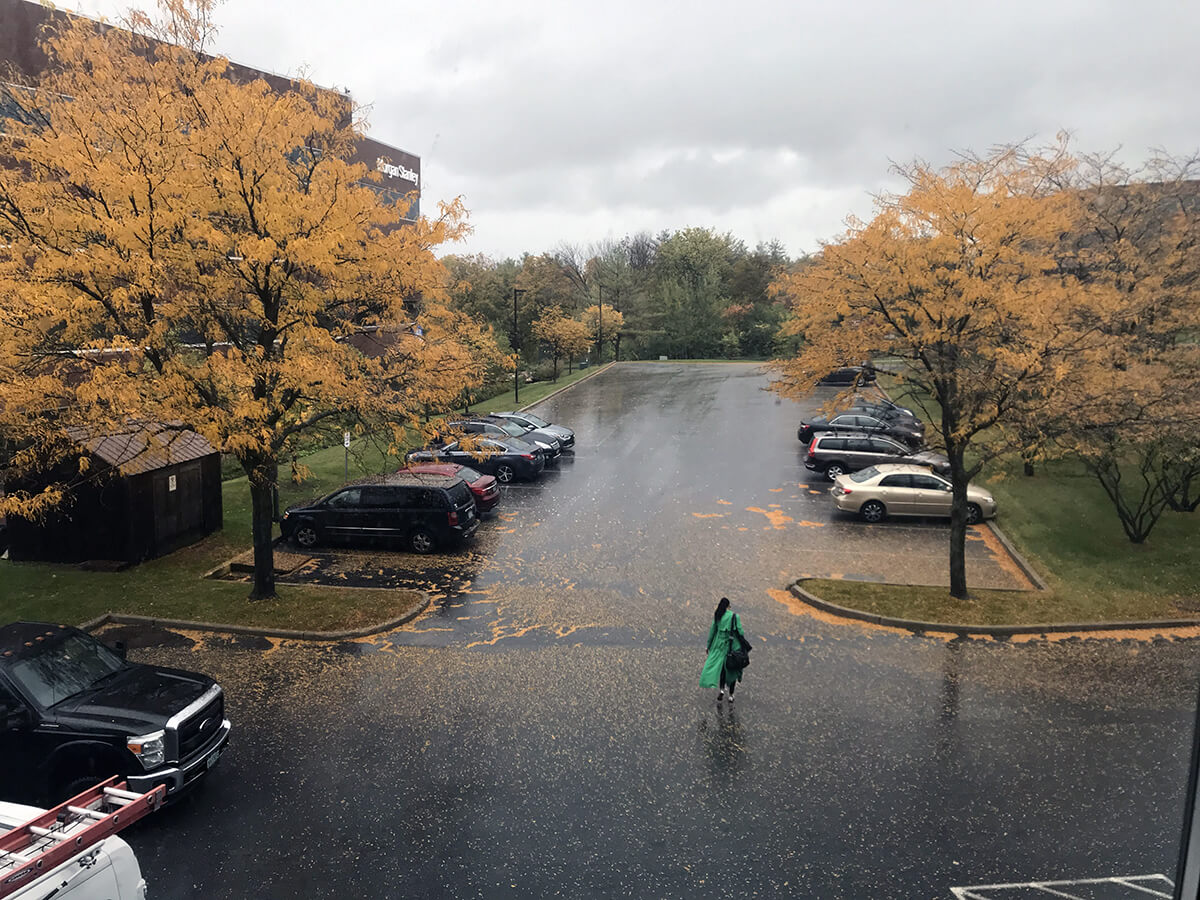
[
  {"left": 805, "top": 457, "right": 1200, "bottom": 627},
  {"left": 807, "top": 369, "right": 1199, "bottom": 625}
]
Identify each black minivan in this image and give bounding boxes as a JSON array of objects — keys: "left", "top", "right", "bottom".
[{"left": 280, "top": 472, "right": 479, "bottom": 553}]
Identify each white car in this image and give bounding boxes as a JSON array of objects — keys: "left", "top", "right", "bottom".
[{"left": 830, "top": 464, "right": 997, "bottom": 524}]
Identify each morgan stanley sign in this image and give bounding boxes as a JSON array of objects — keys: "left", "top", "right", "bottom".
[{"left": 376, "top": 158, "right": 419, "bottom": 187}]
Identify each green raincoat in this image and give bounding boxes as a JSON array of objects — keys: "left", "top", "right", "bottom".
[{"left": 699, "top": 609, "right": 748, "bottom": 688}]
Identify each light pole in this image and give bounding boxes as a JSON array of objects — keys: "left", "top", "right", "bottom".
[
  {"left": 512, "top": 287, "right": 526, "bottom": 404},
  {"left": 611, "top": 288, "right": 619, "bottom": 362},
  {"left": 597, "top": 284, "right": 603, "bottom": 365}
]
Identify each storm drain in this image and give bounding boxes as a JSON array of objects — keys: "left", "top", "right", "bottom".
[{"left": 950, "top": 873, "right": 1173, "bottom": 898}]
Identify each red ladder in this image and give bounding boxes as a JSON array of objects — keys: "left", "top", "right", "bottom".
[{"left": 0, "top": 777, "right": 166, "bottom": 898}]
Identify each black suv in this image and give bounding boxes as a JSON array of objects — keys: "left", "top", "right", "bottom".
[
  {"left": 805, "top": 431, "right": 949, "bottom": 481},
  {"left": 280, "top": 472, "right": 479, "bottom": 553},
  {"left": 817, "top": 365, "right": 877, "bottom": 386},
  {"left": 0, "top": 622, "right": 230, "bottom": 806}
]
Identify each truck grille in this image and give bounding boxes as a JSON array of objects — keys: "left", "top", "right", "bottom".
[{"left": 178, "top": 693, "right": 224, "bottom": 760}]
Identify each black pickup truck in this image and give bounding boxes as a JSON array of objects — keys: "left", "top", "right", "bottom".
[{"left": 0, "top": 622, "right": 231, "bottom": 805}]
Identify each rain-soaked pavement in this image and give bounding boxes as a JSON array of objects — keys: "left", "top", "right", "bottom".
[{"left": 110, "top": 363, "right": 1198, "bottom": 898}]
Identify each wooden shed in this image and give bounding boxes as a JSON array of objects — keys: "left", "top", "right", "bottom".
[{"left": 5, "top": 423, "right": 223, "bottom": 565}]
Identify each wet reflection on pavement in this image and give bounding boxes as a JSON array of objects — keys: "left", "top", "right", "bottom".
[{"left": 120, "top": 364, "right": 1199, "bottom": 899}]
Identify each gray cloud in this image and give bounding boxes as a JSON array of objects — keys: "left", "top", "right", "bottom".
[{"left": 76, "top": 0, "right": 1200, "bottom": 257}]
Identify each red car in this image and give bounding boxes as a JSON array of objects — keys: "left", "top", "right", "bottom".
[{"left": 400, "top": 462, "right": 501, "bottom": 513}]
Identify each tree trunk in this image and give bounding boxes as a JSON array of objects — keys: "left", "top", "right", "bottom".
[
  {"left": 248, "top": 463, "right": 277, "bottom": 600},
  {"left": 553, "top": 355, "right": 559, "bottom": 382},
  {"left": 946, "top": 444, "right": 969, "bottom": 600},
  {"left": 269, "top": 459, "right": 280, "bottom": 521},
  {"left": 1023, "top": 461, "right": 1035, "bottom": 477}
]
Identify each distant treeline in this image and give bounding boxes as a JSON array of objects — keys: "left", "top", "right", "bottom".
[{"left": 441, "top": 228, "right": 807, "bottom": 365}]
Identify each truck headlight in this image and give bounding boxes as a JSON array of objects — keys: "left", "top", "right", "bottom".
[{"left": 127, "top": 731, "right": 166, "bottom": 769}]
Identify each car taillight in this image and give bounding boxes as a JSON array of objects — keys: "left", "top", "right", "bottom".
[
  {"left": 521, "top": 453, "right": 534, "bottom": 460},
  {"left": 808, "top": 438, "right": 818, "bottom": 455},
  {"left": 447, "top": 511, "right": 459, "bottom": 526}
]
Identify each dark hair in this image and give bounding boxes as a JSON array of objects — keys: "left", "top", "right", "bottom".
[{"left": 713, "top": 597, "right": 730, "bottom": 624}]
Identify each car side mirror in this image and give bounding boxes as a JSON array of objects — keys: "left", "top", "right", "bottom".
[{"left": 0, "top": 702, "right": 31, "bottom": 731}]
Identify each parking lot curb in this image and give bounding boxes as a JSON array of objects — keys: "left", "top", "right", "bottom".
[
  {"left": 985, "top": 522, "right": 1049, "bottom": 591},
  {"left": 519, "top": 361, "right": 616, "bottom": 413},
  {"left": 80, "top": 593, "right": 431, "bottom": 642},
  {"left": 787, "top": 580, "right": 1200, "bottom": 637}
]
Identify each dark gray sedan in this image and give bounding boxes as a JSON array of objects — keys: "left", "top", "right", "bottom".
[
  {"left": 798, "top": 412, "right": 924, "bottom": 447},
  {"left": 450, "top": 418, "right": 562, "bottom": 462},
  {"left": 490, "top": 411, "right": 575, "bottom": 449},
  {"left": 406, "top": 436, "right": 546, "bottom": 483}
]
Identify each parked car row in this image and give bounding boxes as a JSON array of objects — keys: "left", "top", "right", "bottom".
[
  {"left": 802, "top": 396, "right": 944, "bottom": 482},
  {"left": 799, "top": 395, "right": 999, "bottom": 525},
  {"left": 279, "top": 413, "right": 576, "bottom": 554}
]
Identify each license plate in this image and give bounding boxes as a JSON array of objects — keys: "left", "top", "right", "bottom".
[{"left": 206, "top": 749, "right": 221, "bottom": 770}]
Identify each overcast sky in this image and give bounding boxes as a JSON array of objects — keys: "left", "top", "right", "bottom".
[{"left": 75, "top": 0, "right": 1200, "bottom": 260}]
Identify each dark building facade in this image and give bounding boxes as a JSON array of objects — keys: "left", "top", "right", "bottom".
[
  {"left": 0, "top": 0, "right": 420, "bottom": 219},
  {"left": 6, "top": 425, "right": 223, "bottom": 564}
]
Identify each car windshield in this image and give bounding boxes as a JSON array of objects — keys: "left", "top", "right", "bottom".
[
  {"left": 849, "top": 466, "right": 880, "bottom": 483},
  {"left": 8, "top": 633, "right": 124, "bottom": 708},
  {"left": 459, "top": 466, "right": 483, "bottom": 481},
  {"left": 497, "top": 421, "right": 527, "bottom": 436},
  {"left": 521, "top": 413, "right": 549, "bottom": 428}
]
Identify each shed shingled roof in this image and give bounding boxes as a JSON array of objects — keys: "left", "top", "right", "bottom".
[{"left": 64, "top": 423, "right": 217, "bottom": 476}]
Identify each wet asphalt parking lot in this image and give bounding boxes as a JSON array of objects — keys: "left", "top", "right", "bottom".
[{"left": 110, "top": 362, "right": 1198, "bottom": 898}]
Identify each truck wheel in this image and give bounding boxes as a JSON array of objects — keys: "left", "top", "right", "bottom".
[{"left": 54, "top": 773, "right": 104, "bottom": 805}]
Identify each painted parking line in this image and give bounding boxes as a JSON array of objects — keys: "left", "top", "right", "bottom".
[{"left": 950, "top": 873, "right": 1173, "bottom": 898}]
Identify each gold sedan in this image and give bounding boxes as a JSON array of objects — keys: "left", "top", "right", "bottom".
[{"left": 830, "top": 464, "right": 998, "bottom": 524}]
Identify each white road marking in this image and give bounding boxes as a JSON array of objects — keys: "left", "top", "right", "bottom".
[{"left": 949, "top": 873, "right": 1173, "bottom": 899}]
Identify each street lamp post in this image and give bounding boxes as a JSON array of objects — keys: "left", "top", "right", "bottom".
[
  {"left": 611, "top": 288, "right": 619, "bottom": 362},
  {"left": 597, "top": 284, "right": 603, "bottom": 366},
  {"left": 512, "top": 287, "right": 526, "bottom": 405}
]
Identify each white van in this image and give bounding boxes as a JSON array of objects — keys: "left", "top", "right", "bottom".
[{"left": 0, "top": 801, "right": 147, "bottom": 900}]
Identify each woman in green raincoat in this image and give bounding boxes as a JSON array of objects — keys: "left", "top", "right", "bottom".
[{"left": 699, "top": 597, "right": 751, "bottom": 702}]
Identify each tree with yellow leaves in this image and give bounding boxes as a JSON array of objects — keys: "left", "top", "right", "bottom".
[
  {"left": 532, "top": 307, "right": 590, "bottom": 381},
  {"left": 771, "top": 141, "right": 1091, "bottom": 599},
  {"left": 0, "top": 0, "right": 492, "bottom": 599},
  {"left": 581, "top": 304, "right": 625, "bottom": 365}
]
